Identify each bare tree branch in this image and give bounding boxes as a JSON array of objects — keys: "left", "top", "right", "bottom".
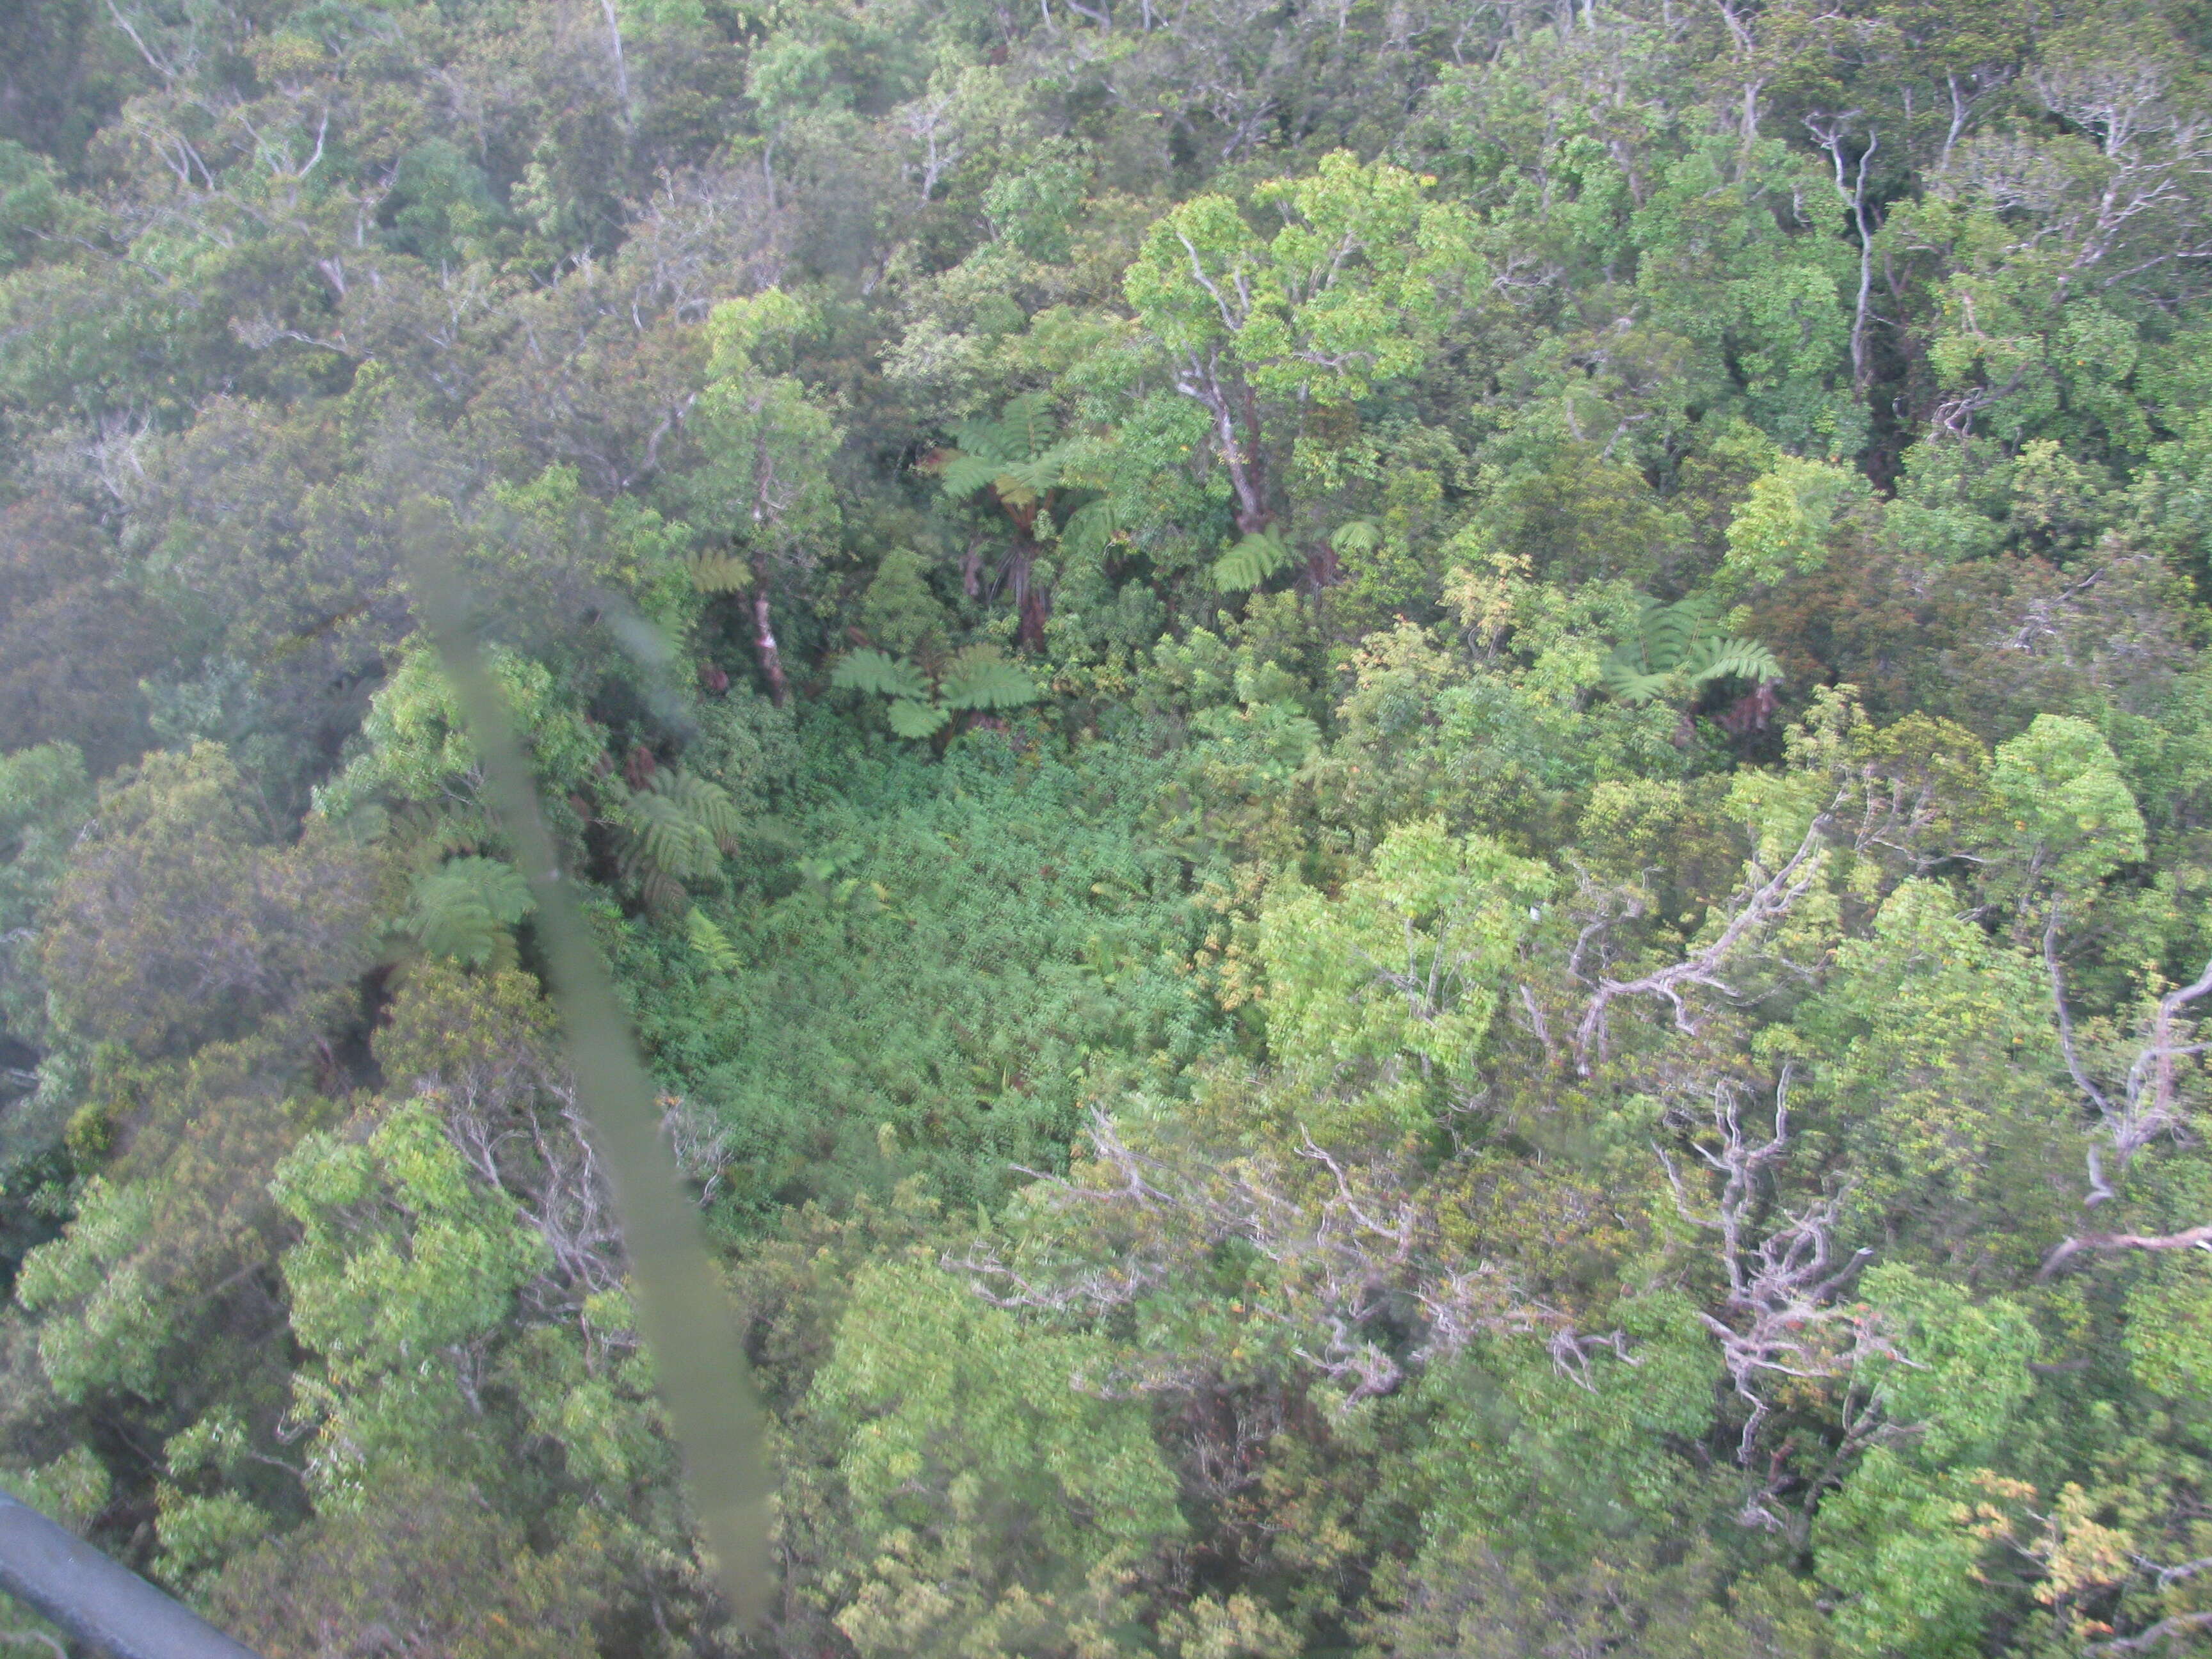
[
  {"left": 1660, "top": 1068, "right": 1896, "bottom": 1475},
  {"left": 2038, "top": 1224, "right": 2212, "bottom": 1281},
  {"left": 1575, "top": 801, "right": 1838, "bottom": 1072},
  {"left": 2092, "top": 1610, "right": 2212, "bottom": 1655}
]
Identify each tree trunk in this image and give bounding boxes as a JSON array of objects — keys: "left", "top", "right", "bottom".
[
  {"left": 1233, "top": 379, "right": 1272, "bottom": 535},
  {"left": 1009, "top": 543, "right": 1050, "bottom": 650},
  {"left": 1177, "top": 351, "right": 1272, "bottom": 535},
  {"left": 752, "top": 589, "right": 788, "bottom": 705}
]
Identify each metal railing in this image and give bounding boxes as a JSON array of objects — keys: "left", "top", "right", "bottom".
[{"left": 0, "top": 1486, "right": 260, "bottom": 1659}]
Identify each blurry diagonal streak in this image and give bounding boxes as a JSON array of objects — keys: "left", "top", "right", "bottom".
[{"left": 404, "top": 503, "right": 773, "bottom": 1625}]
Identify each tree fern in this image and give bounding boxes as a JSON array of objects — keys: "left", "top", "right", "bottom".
[
  {"left": 938, "top": 648, "right": 1038, "bottom": 712},
  {"left": 991, "top": 457, "right": 1061, "bottom": 514},
  {"left": 834, "top": 646, "right": 1036, "bottom": 737},
  {"left": 685, "top": 550, "right": 752, "bottom": 595},
  {"left": 1061, "top": 499, "right": 1119, "bottom": 559},
  {"left": 378, "top": 799, "right": 501, "bottom": 865},
  {"left": 939, "top": 395, "right": 1079, "bottom": 518},
  {"left": 686, "top": 906, "right": 741, "bottom": 974},
  {"left": 616, "top": 769, "right": 744, "bottom": 917},
  {"left": 1601, "top": 594, "right": 1781, "bottom": 705},
  {"left": 1331, "top": 519, "right": 1382, "bottom": 556},
  {"left": 625, "top": 789, "right": 720, "bottom": 882},
  {"left": 1213, "top": 528, "right": 1293, "bottom": 593},
  {"left": 956, "top": 392, "right": 1055, "bottom": 463},
  {"left": 936, "top": 454, "right": 1010, "bottom": 502},
  {"left": 1679, "top": 633, "right": 1784, "bottom": 691},
  {"left": 833, "top": 649, "right": 931, "bottom": 701},
  {"left": 653, "top": 770, "right": 744, "bottom": 855},
  {"left": 888, "top": 698, "right": 951, "bottom": 738},
  {"left": 410, "top": 856, "right": 536, "bottom": 971}
]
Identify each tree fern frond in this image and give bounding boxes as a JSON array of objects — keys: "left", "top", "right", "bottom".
[
  {"left": 624, "top": 789, "right": 723, "bottom": 882},
  {"left": 1599, "top": 648, "right": 1676, "bottom": 704},
  {"left": 954, "top": 394, "right": 1059, "bottom": 468},
  {"left": 332, "top": 800, "right": 390, "bottom": 846},
  {"left": 1212, "top": 529, "right": 1292, "bottom": 593},
  {"left": 1683, "top": 636, "right": 1784, "bottom": 688},
  {"left": 832, "top": 649, "right": 931, "bottom": 701},
  {"left": 997, "top": 454, "right": 1064, "bottom": 503},
  {"left": 1602, "top": 592, "right": 1779, "bottom": 705},
  {"left": 939, "top": 647, "right": 1038, "bottom": 712},
  {"left": 888, "top": 698, "right": 951, "bottom": 738},
  {"left": 1331, "top": 518, "right": 1382, "bottom": 556},
  {"left": 1639, "top": 595, "right": 1719, "bottom": 673},
  {"left": 413, "top": 883, "right": 497, "bottom": 966},
  {"left": 686, "top": 906, "right": 741, "bottom": 974},
  {"left": 685, "top": 551, "right": 753, "bottom": 595},
  {"left": 1061, "top": 499, "right": 1119, "bottom": 559},
  {"left": 1002, "top": 392, "right": 1056, "bottom": 459},
  {"left": 410, "top": 856, "right": 535, "bottom": 970},
  {"left": 937, "top": 454, "right": 1007, "bottom": 501},
  {"left": 381, "top": 801, "right": 499, "bottom": 870},
  {"left": 653, "top": 770, "right": 744, "bottom": 854},
  {"left": 636, "top": 866, "right": 689, "bottom": 920}
]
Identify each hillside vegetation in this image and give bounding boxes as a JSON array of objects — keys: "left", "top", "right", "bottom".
[{"left": 5, "top": 0, "right": 2212, "bottom": 1651}]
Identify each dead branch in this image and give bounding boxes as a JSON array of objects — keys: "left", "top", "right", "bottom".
[
  {"left": 1574, "top": 802, "right": 1838, "bottom": 1073},
  {"left": 2092, "top": 1610, "right": 2212, "bottom": 1655},
  {"left": 2038, "top": 1224, "right": 2212, "bottom": 1281},
  {"left": 2044, "top": 915, "right": 2212, "bottom": 1247},
  {"left": 959, "top": 1107, "right": 1601, "bottom": 1403},
  {"left": 1660, "top": 1068, "right": 1893, "bottom": 1465}
]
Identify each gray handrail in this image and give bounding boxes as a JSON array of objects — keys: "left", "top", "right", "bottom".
[{"left": 0, "top": 1487, "right": 261, "bottom": 1659}]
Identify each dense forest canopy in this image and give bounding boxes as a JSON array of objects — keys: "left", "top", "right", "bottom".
[{"left": 4, "top": 0, "right": 2212, "bottom": 1651}]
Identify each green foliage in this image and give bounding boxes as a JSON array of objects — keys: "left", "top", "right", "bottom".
[
  {"left": 316, "top": 643, "right": 604, "bottom": 830},
  {"left": 831, "top": 645, "right": 1038, "bottom": 739},
  {"left": 1719, "top": 456, "right": 1867, "bottom": 592},
  {"left": 1599, "top": 595, "right": 1783, "bottom": 706},
  {"left": 983, "top": 138, "right": 1091, "bottom": 263},
  {"left": 1124, "top": 153, "right": 1472, "bottom": 407},
  {"left": 1261, "top": 819, "right": 1551, "bottom": 1103},
  {"left": 1364, "top": 1537, "right": 1825, "bottom": 1659},
  {"left": 2124, "top": 1242, "right": 2212, "bottom": 1398},
  {"left": 206, "top": 1470, "right": 604, "bottom": 1659},
  {"left": 0, "top": 141, "right": 58, "bottom": 271},
  {"left": 859, "top": 549, "right": 952, "bottom": 657},
  {"left": 0, "top": 741, "right": 93, "bottom": 1047},
  {"left": 1402, "top": 1293, "right": 1722, "bottom": 1563},
  {"left": 689, "top": 289, "right": 842, "bottom": 572},
  {"left": 685, "top": 906, "right": 741, "bottom": 974},
  {"left": 1793, "top": 880, "right": 2074, "bottom": 1240},
  {"left": 833, "top": 648, "right": 933, "bottom": 701},
  {"left": 274, "top": 1098, "right": 549, "bottom": 1410},
  {"left": 620, "top": 728, "right": 1221, "bottom": 1220},
  {"left": 1813, "top": 1450, "right": 2001, "bottom": 1659},
  {"left": 15, "top": 1174, "right": 172, "bottom": 1400},
  {"left": 1214, "top": 528, "right": 1295, "bottom": 594},
  {"left": 804, "top": 1259, "right": 1183, "bottom": 1659},
  {"left": 14, "top": 1034, "right": 317, "bottom": 1414},
  {"left": 10, "top": 0, "right": 2212, "bottom": 1650},
  {"left": 1987, "top": 714, "right": 2149, "bottom": 891},
  {"left": 408, "top": 856, "right": 537, "bottom": 973},
  {"left": 1860, "top": 1266, "right": 2039, "bottom": 1465},
  {"left": 39, "top": 744, "right": 374, "bottom": 1058}
]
